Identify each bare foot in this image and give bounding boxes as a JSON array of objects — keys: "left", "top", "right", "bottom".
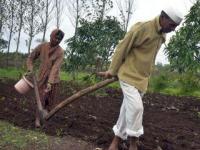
[
  {"left": 108, "top": 136, "right": 120, "bottom": 150},
  {"left": 108, "top": 144, "right": 118, "bottom": 150},
  {"left": 42, "top": 109, "right": 48, "bottom": 118},
  {"left": 129, "top": 137, "right": 138, "bottom": 150},
  {"left": 129, "top": 144, "right": 137, "bottom": 150},
  {"left": 35, "top": 118, "right": 41, "bottom": 128}
]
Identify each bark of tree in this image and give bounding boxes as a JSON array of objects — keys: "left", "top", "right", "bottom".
[
  {"left": 99, "top": 0, "right": 106, "bottom": 21},
  {"left": 6, "top": 2, "right": 15, "bottom": 66},
  {"left": 55, "top": 0, "right": 63, "bottom": 28},
  {"left": 27, "top": 4, "right": 34, "bottom": 54},
  {"left": 42, "top": 0, "right": 50, "bottom": 41},
  {"left": 15, "top": 0, "right": 25, "bottom": 66}
]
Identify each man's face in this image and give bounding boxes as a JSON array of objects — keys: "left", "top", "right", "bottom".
[
  {"left": 161, "top": 17, "right": 179, "bottom": 33},
  {"left": 50, "top": 35, "right": 62, "bottom": 46}
]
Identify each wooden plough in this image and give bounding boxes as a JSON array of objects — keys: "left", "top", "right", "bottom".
[
  {"left": 42, "top": 77, "right": 118, "bottom": 121},
  {"left": 32, "top": 74, "right": 48, "bottom": 119}
]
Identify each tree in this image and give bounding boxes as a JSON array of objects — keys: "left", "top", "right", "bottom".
[
  {"left": 40, "top": 0, "right": 54, "bottom": 42},
  {"left": 66, "top": 17, "right": 125, "bottom": 73},
  {"left": 65, "top": 0, "right": 87, "bottom": 79},
  {"left": 115, "top": 0, "right": 135, "bottom": 31},
  {"left": 5, "top": 0, "right": 17, "bottom": 66},
  {"left": 15, "top": 0, "right": 28, "bottom": 54},
  {"left": 165, "top": 0, "right": 200, "bottom": 73},
  {"left": 24, "top": 0, "right": 43, "bottom": 54},
  {"left": 0, "top": 38, "right": 8, "bottom": 50},
  {"left": 54, "top": 0, "right": 64, "bottom": 28},
  {"left": 0, "top": 0, "right": 7, "bottom": 36},
  {"left": 87, "top": 0, "right": 113, "bottom": 21},
  {"left": 66, "top": 0, "right": 87, "bottom": 36}
]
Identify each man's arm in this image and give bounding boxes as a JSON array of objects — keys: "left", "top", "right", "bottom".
[
  {"left": 26, "top": 44, "right": 42, "bottom": 72},
  {"left": 108, "top": 23, "right": 147, "bottom": 76},
  {"left": 48, "top": 50, "right": 64, "bottom": 84}
]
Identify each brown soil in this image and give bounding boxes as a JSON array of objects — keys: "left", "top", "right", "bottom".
[{"left": 0, "top": 78, "right": 200, "bottom": 150}]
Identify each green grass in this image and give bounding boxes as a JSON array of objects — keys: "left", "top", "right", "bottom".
[
  {"left": 0, "top": 68, "right": 25, "bottom": 80},
  {"left": 0, "top": 120, "right": 49, "bottom": 150},
  {"left": 60, "top": 71, "right": 91, "bottom": 81},
  {"left": 149, "top": 73, "right": 200, "bottom": 98},
  {"left": 1, "top": 67, "right": 199, "bottom": 98},
  {"left": 60, "top": 71, "right": 71, "bottom": 81},
  {"left": 161, "top": 88, "right": 182, "bottom": 96},
  {"left": 192, "top": 90, "right": 200, "bottom": 97}
]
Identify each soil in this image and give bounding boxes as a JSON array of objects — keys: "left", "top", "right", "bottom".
[{"left": 0, "top": 78, "right": 200, "bottom": 150}]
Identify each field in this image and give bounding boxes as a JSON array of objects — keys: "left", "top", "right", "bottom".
[{"left": 0, "top": 78, "right": 200, "bottom": 150}]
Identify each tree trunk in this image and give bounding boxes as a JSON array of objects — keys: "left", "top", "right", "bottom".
[
  {"left": 27, "top": 5, "right": 34, "bottom": 54},
  {"left": 74, "top": 0, "right": 79, "bottom": 36},
  {"left": 115, "top": 0, "right": 134, "bottom": 31},
  {"left": 0, "top": 0, "right": 6, "bottom": 34},
  {"left": 0, "top": 0, "right": 3, "bottom": 34},
  {"left": 42, "top": 0, "right": 49, "bottom": 42},
  {"left": 42, "top": 23, "right": 47, "bottom": 42},
  {"left": 6, "top": 26, "right": 13, "bottom": 66},
  {"left": 6, "top": 3, "right": 14, "bottom": 67},
  {"left": 28, "top": 30, "right": 33, "bottom": 54},
  {"left": 100, "top": 0, "right": 106, "bottom": 21},
  {"left": 16, "top": 0, "right": 23, "bottom": 54},
  {"left": 125, "top": 0, "right": 131, "bottom": 31},
  {"left": 55, "top": 0, "right": 60, "bottom": 28}
]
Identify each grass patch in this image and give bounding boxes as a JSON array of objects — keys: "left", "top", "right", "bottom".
[
  {"left": 161, "top": 88, "right": 182, "bottom": 96},
  {"left": 0, "top": 68, "right": 24, "bottom": 80},
  {"left": 0, "top": 120, "right": 49, "bottom": 150},
  {"left": 60, "top": 71, "right": 71, "bottom": 81},
  {"left": 1, "top": 68, "right": 199, "bottom": 98},
  {"left": 192, "top": 90, "right": 200, "bottom": 97},
  {"left": 107, "top": 81, "right": 120, "bottom": 89}
]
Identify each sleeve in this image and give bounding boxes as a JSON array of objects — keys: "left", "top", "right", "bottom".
[
  {"left": 26, "top": 44, "right": 42, "bottom": 71},
  {"left": 108, "top": 23, "right": 147, "bottom": 75},
  {"left": 48, "top": 50, "right": 64, "bottom": 84}
]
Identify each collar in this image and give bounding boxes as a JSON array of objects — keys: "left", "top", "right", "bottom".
[
  {"left": 154, "top": 16, "right": 166, "bottom": 42},
  {"left": 155, "top": 16, "right": 162, "bottom": 33}
]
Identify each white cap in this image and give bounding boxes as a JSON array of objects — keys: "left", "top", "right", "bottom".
[{"left": 162, "top": 6, "right": 183, "bottom": 24}]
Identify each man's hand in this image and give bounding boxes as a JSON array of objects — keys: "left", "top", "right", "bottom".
[
  {"left": 25, "top": 69, "right": 33, "bottom": 76},
  {"left": 27, "top": 67, "right": 33, "bottom": 73},
  {"left": 44, "top": 82, "right": 52, "bottom": 93},
  {"left": 97, "top": 71, "right": 113, "bottom": 78}
]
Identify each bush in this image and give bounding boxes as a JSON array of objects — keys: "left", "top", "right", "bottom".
[
  {"left": 149, "top": 74, "right": 170, "bottom": 92},
  {"left": 179, "top": 73, "right": 200, "bottom": 93}
]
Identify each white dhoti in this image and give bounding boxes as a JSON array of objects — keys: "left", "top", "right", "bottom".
[{"left": 113, "top": 80, "right": 144, "bottom": 140}]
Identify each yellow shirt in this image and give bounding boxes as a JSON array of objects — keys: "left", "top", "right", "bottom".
[{"left": 109, "top": 16, "right": 166, "bottom": 92}]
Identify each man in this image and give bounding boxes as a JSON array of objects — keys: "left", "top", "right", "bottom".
[
  {"left": 27, "top": 29, "right": 65, "bottom": 127},
  {"left": 99, "top": 7, "right": 182, "bottom": 150}
]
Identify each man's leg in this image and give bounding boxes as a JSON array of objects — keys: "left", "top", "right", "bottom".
[
  {"left": 129, "top": 137, "right": 138, "bottom": 150},
  {"left": 120, "top": 81, "right": 144, "bottom": 150},
  {"left": 108, "top": 136, "right": 121, "bottom": 150},
  {"left": 109, "top": 96, "right": 127, "bottom": 149},
  {"left": 45, "top": 83, "right": 58, "bottom": 111}
]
